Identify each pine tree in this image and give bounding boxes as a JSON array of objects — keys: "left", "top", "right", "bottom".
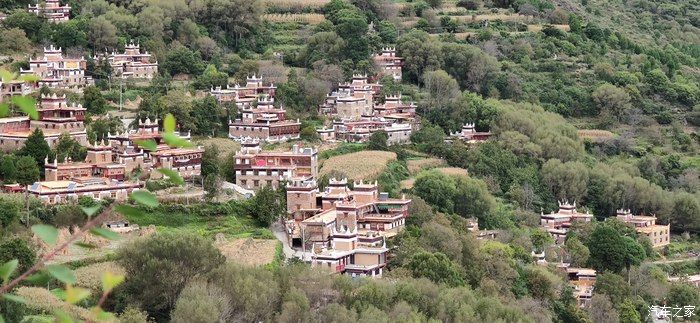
[{"left": 19, "top": 128, "right": 52, "bottom": 167}]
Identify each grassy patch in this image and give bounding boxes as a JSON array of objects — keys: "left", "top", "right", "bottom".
[{"left": 122, "top": 203, "right": 273, "bottom": 239}]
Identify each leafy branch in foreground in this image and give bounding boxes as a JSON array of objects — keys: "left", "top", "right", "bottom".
[{"left": 0, "top": 113, "right": 189, "bottom": 322}]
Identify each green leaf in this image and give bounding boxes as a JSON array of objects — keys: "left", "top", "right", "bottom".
[
  {"left": 11, "top": 96, "right": 37, "bottom": 120},
  {"left": 0, "top": 313, "right": 5, "bottom": 323},
  {"left": 31, "top": 224, "right": 58, "bottom": 245},
  {"left": 162, "top": 132, "right": 194, "bottom": 148},
  {"left": 164, "top": 113, "right": 176, "bottom": 133},
  {"left": 0, "top": 70, "right": 14, "bottom": 83},
  {"left": 134, "top": 139, "right": 157, "bottom": 151},
  {"left": 0, "top": 103, "right": 9, "bottom": 118},
  {"left": 2, "top": 294, "right": 26, "bottom": 304},
  {"left": 101, "top": 271, "right": 125, "bottom": 293},
  {"left": 90, "top": 307, "right": 116, "bottom": 321},
  {"left": 65, "top": 285, "right": 91, "bottom": 304},
  {"left": 81, "top": 205, "right": 100, "bottom": 218},
  {"left": 74, "top": 242, "right": 97, "bottom": 249},
  {"left": 114, "top": 204, "right": 143, "bottom": 217},
  {"left": 131, "top": 190, "right": 158, "bottom": 207},
  {"left": 0, "top": 259, "right": 18, "bottom": 283},
  {"left": 89, "top": 228, "right": 119, "bottom": 241},
  {"left": 53, "top": 310, "right": 74, "bottom": 323},
  {"left": 51, "top": 288, "right": 66, "bottom": 299},
  {"left": 46, "top": 264, "right": 76, "bottom": 284},
  {"left": 157, "top": 168, "right": 184, "bottom": 186},
  {"left": 25, "top": 271, "right": 51, "bottom": 285}
]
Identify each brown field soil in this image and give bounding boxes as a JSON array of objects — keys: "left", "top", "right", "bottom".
[
  {"left": 195, "top": 137, "right": 241, "bottom": 158},
  {"left": 407, "top": 158, "right": 446, "bottom": 174},
  {"left": 216, "top": 238, "right": 279, "bottom": 267},
  {"left": 320, "top": 150, "right": 397, "bottom": 180}
]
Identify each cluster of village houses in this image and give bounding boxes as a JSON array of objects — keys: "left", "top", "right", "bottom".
[{"left": 0, "top": 9, "right": 689, "bottom": 306}]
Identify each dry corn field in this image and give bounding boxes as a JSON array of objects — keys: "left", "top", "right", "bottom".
[
  {"left": 527, "top": 24, "right": 571, "bottom": 32},
  {"left": 265, "top": 0, "right": 330, "bottom": 11},
  {"left": 195, "top": 137, "right": 241, "bottom": 159},
  {"left": 216, "top": 238, "right": 279, "bottom": 267},
  {"left": 263, "top": 13, "right": 326, "bottom": 24},
  {"left": 75, "top": 261, "right": 126, "bottom": 292},
  {"left": 320, "top": 150, "right": 397, "bottom": 180},
  {"left": 453, "top": 13, "right": 529, "bottom": 23},
  {"left": 16, "top": 287, "right": 96, "bottom": 321},
  {"left": 577, "top": 129, "right": 616, "bottom": 140},
  {"left": 437, "top": 167, "right": 469, "bottom": 177},
  {"left": 407, "top": 157, "right": 446, "bottom": 174}
]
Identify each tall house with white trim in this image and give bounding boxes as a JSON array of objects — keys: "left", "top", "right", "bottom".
[
  {"left": 540, "top": 201, "right": 593, "bottom": 243},
  {"left": 28, "top": 0, "right": 70, "bottom": 23},
  {"left": 233, "top": 139, "right": 317, "bottom": 190},
  {"left": 616, "top": 209, "right": 670, "bottom": 248},
  {"left": 372, "top": 47, "right": 403, "bottom": 81},
  {"left": 0, "top": 94, "right": 87, "bottom": 151},
  {"left": 102, "top": 42, "right": 158, "bottom": 79},
  {"left": 21, "top": 45, "right": 92, "bottom": 90}
]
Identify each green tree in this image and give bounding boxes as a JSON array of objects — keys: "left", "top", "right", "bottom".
[
  {"left": 2, "top": 10, "right": 42, "bottom": 42},
  {"left": 51, "top": 20, "right": 88, "bottom": 49},
  {"left": 0, "top": 238, "right": 36, "bottom": 272},
  {"left": 19, "top": 128, "right": 52, "bottom": 167},
  {"left": 406, "top": 251, "right": 465, "bottom": 287},
  {"left": 617, "top": 299, "right": 641, "bottom": 323},
  {"left": 541, "top": 159, "right": 590, "bottom": 202},
  {"left": 531, "top": 228, "right": 554, "bottom": 252},
  {"left": 587, "top": 225, "right": 646, "bottom": 273},
  {"left": 54, "top": 133, "right": 87, "bottom": 163},
  {"left": 592, "top": 83, "right": 631, "bottom": 124},
  {"left": 368, "top": 130, "right": 388, "bottom": 150},
  {"left": 162, "top": 46, "right": 205, "bottom": 76},
  {"left": 171, "top": 280, "right": 231, "bottom": 323},
  {"left": 117, "top": 232, "right": 225, "bottom": 320},
  {"left": 0, "top": 199, "right": 20, "bottom": 230},
  {"left": 410, "top": 123, "right": 447, "bottom": 156},
  {"left": 397, "top": 30, "right": 444, "bottom": 83},
  {"left": 15, "top": 155, "right": 40, "bottom": 213},
  {"left": 565, "top": 237, "right": 590, "bottom": 267},
  {"left": 672, "top": 192, "right": 700, "bottom": 233},
  {"left": 0, "top": 154, "right": 17, "bottom": 183},
  {"left": 453, "top": 175, "right": 497, "bottom": 224},
  {"left": 412, "top": 170, "right": 457, "bottom": 213},
  {"left": 300, "top": 32, "right": 346, "bottom": 66},
  {"left": 334, "top": 8, "right": 370, "bottom": 62},
  {"left": 422, "top": 70, "right": 460, "bottom": 106},
  {"left": 594, "top": 273, "right": 631, "bottom": 307},
  {"left": 668, "top": 283, "right": 700, "bottom": 308},
  {"left": 82, "top": 85, "right": 106, "bottom": 115},
  {"left": 442, "top": 43, "right": 500, "bottom": 93},
  {"left": 201, "top": 144, "right": 221, "bottom": 179},
  {"left": 191, "top": 96, "right": 224, "bottom": 136},
  {"left": 193, "top": 65, "right": 229, "bottom": 90},
  {"left": 249, "top": 185, "right": 285, "bottom": 226},
  {"left": 88, "top": 16, "right": 118, "bottom": 51},
  {"left": 377, "top": 20, "right": 398, "bottom": 44},
  {"left": 300, "top": 125, "right": 320, "bottom": 142}
]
